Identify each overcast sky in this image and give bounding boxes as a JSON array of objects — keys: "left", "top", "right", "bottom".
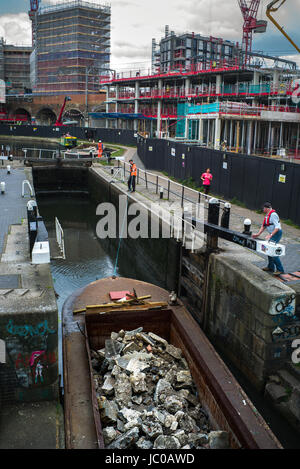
[{"left": 0, "top": 0, "right": 299, "bottom": 69}]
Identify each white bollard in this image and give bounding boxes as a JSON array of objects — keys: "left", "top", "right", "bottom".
[
  {"left": 243, "top": 218, "right": 252, "bottom": 235},
  {"left": 1, "top": 182, "right": 5, "bottom": 194},
  {"left": 7, "top": 165, "right": 11, "bottom": 174}
]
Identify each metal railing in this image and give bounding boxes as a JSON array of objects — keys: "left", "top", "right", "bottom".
[
  {"left": 115, "top": 159, "right": 228, "bottom": 208},
  {"left": 22, "top": 148, "right": 97, "bottom": 160}
]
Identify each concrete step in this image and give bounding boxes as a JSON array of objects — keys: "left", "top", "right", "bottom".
[
  {"left": 277, "top": 369, "right": 300, "bottom": 391},
  {"left": 265, "top": 382, "right": 289, "bottom": 404},
  {"left": 286, "top": 362, "right": 300, "bottom": 381}
]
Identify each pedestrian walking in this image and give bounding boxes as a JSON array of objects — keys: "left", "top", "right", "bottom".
[
  {"left": 201, "top": 168, "right": 213, "bottom": 195},
  {"left": 252, "top": 202, "right": 285, "bottom": 276},
  {"left": 128, "top": 159, "right": 137, "bottom": 192}
]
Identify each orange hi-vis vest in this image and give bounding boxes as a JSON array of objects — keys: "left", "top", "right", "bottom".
[
  {"left": 130, "top": 163, "right": 137, "bottom": 177},
  {"left": 97, "top": 142, "right": 103, "bottom": 158}
]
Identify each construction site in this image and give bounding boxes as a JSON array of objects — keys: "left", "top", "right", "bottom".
[
  {"left": 30, "top": 0, "right": 111, "bottom": 95},
  {"left": 93, "top": 0, "right": 300, "bottom": 159}
]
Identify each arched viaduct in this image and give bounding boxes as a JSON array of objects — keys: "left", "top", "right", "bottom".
[{"left": 5, "top": 92, "right": 106, "bottom": 125}]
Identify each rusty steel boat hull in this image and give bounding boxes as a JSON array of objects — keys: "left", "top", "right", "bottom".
[{"left": 62, "top": 277, "right": 282, "bottom": 450}]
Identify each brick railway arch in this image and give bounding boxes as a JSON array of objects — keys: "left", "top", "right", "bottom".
[
  {"left": 13, "top": 108, "right": 31, "bottom": 122},
  {"left": 63, "top": 108, "right": 84, "bottom": 126},
  {"left": 36, "top": 107, "right": 57, "bottom": 126}
]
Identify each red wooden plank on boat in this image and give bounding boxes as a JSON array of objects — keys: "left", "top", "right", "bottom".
[{"left": 109, "top": 291, "right": 131, "bottom": 300}]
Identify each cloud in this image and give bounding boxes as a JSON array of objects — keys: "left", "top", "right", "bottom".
[
  {"left": 0, "top": 0, "right": 299, "bottom": 68},
  {"left": 0, "top": 13, "right": 31, "bottom": 46}
]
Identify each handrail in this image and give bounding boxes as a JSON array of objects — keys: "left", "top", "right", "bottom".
[
  {"left": 116, "top": 159, "right": 228, "bottom": 208},
  {"left": 22, "top": 180, "right": 34, "bottom": 198}
]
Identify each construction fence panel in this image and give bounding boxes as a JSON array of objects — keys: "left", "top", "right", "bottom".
[{"left": 137, "top": 138, "right": 300, "bottom": 226}]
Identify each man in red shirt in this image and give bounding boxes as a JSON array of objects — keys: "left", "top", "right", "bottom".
[{"left": 201, "top": 168, "right": 213, "bottom": 195}]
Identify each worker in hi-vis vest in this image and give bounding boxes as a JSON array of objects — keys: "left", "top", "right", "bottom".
[
  {"left": 128, "top": 159, "right": 137, "bottom": 193},
  {"left": 252, "top": 202, "right": 285, "bottom": 276},
  {"left": 97, "top": 140, "right": 103, "bottom": 158}
]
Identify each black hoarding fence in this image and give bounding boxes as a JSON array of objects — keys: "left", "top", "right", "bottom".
[
  {"left": 0, "top": 125, "right": 137, "bottom": 147},
  {"left": 137, "top": 137, "right": 300, "bottom": 227}
]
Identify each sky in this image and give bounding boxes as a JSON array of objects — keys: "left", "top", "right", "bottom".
[{"left": 0, "top": 0, "right": 299, "bottom": 70}]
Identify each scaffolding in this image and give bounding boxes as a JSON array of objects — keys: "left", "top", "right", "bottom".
[{"left": 34, "top": 0, "right": 111, "bottom": 94}]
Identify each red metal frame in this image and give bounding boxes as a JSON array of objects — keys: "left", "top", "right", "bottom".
[{"left": 238, "top": 0, "right": 261, "bottom": 65}]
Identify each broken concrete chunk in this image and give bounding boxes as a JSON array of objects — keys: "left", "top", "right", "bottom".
[
  {"left": 123, "top": 341, "right": 140, "bottom": 355},
  {"left": 148, "top": 332, "right": 168, "bottom": 347},
  {"left": 111, "top": 332, "right": 119, "bottom": 341},
  {"left": 124, "top": 328, "right": 143, "bottom": 341},
  {"left": 114, "top": 373, "right": 132, "bottom": 407},
  {"left": 98, "top": 397, "right": 118, "bottom": 425},
  {"left": 103, "top": 427, "right": 118, "bottom": 445},
  {"left": 176, "top": 370, "right": 192, "bottom": 385},
  {"left": 176, "top": 413, "right": 199, "bottom": 432},
  {"left": 118, "top": 407, "right": 142, "bottom": 423},
  {"left": 102, "top": 376, "right": 115, "bottom": 396},
  {"left": 131, "top": 395, "right": 143, "bottom": 405},
  {"left": 141, "top": 421, "right": 163, "bottom": 439},
  {"left": 154, "top": 379, "right": 173, "bottom": 404},
  {"left": 130, "top": 372, "right": 147, "bottom": 393},
  {"left": 208, "top": 431, "right": 230, "bottom": 449},
  {"left": 165, "top": 344, "right": 182, "bottom": 360},
  {"left": 107, "top": 427, "right": 140, "bottom": 449},
  {"left": 136, "top": 437, "right": 153, "bottom": 450},
  {"left": 124, "top": 419, "right": 142, "bottom": 432},
  {"left": 136, "top": 332, "right": 156, "bottom": 346},
  {"left": 105, "top": 339, "right": 125, "bottom": 359},
  {"left": 174, "top": 430, "right": 188, "bottom": 447},
  {"left": 92, "top": 328, "right": 222, "bottom": 449},
  {"left": 126, "top": 358, "right": 149, "bottom": 374},
  {"left": 164, "top": 395, "right": 185, "bottom": 414},
  {"left": 153, "top": 435, "right": 181, "bottom": 449}
]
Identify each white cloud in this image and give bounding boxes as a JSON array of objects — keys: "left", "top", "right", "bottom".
[
  {"left": 0, "top": 0, "right": 299, "bottom": 69},
  {"left": 0, "top": 13, "right": 31, "bottom": 46}
]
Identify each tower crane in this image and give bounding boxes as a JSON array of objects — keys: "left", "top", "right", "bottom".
[
  {"left": 28, "top": 0, "right": 40, "bottom": 46},
  {"left": 266, "top": 0, "right": 300, "bottom": 54},
  {"left": 238, "top": 0, "right": 267, "bottom": 66}
]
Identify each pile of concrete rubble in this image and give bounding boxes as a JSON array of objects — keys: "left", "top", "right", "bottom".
[{"left": 91, "top": 327, "right": 230, "bottom": 450}]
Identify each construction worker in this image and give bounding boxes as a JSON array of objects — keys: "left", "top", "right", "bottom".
[
  {"left": 252, "top": 202, "right": 285, "bottom": 276},
  {"left": 128, "top": 159, "right": 137, "bottom": 192},
  {"left": 97, "top": 140, "right": 103, "bottom": 158}
]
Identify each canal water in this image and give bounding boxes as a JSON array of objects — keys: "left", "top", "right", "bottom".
[{"left": 36, "top": 192, "right": 300, "bottom": 449}]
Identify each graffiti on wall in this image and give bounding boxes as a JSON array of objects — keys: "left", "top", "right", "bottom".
[{"left": 2, "top": 319, "right": 57, "bottom": 390}]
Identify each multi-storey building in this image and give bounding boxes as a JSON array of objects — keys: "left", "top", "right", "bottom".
[
  {"left": 93, "top": 57, "right": 300, "bottom": 158},
  {"left": 32, "top": 0, "right": 111, "bottom": 95},
  {"left": 0, "top": 38, "right": 32, "bottom": 95},
  {"left": 152, "top": 26, "right": 240, "bottom": 74}
]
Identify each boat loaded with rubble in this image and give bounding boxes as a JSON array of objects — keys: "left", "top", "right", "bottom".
[{"left": 62, "top": 277, "right": 282, "bottom": 450}]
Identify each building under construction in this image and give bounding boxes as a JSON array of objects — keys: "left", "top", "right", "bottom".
[
  {"left": 0, "top": 39, "right": 32, "bottom": 95},
  {"left": 31, "top": 0, "right": 111, "bottom": 94}
]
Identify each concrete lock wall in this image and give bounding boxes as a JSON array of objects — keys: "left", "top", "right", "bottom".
[
  {"left": 88, "top": 168, "right": 181, "bottom": 292},
  {"left": 180, "top": 247, "right": 299, "bottom": 391},
  {"left": 0, "top": 166, "right": 59, "bottom": 405}
]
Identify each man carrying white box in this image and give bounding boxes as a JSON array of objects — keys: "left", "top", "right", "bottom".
[{"left": 252, "top": 202, "right": 285, "bottom": 276}]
